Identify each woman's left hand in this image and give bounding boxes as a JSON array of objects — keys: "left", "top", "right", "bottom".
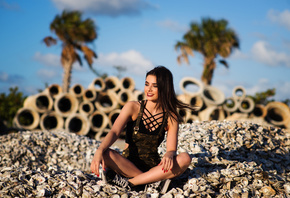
[{"left": 159, "top": 151, "right": 175, "bottom": 173}]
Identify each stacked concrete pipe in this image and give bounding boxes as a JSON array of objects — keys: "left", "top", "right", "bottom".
[{"left": 13, "top": 75, "right": 290, "bottom": 138}]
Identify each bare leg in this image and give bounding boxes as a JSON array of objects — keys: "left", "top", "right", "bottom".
[
  {"left": 103, "top": 150, "right": 191, "bottom": 186},
  {"left": 128, "top": 152, "right": 191, "bottom": 185},
  {"left": 102, "top": 149, "right": 143, "bottom": 178}
]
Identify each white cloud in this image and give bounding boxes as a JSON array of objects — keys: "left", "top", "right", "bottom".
[
  {"left": 156, "top": 19, "right": 188, "bottom": 32},
  {"left": 52, "top": 0, "right": 156, "bottom": 17},
  {"left": 37, "top": 69, "right": 59, "bottom": 79},
  {"left": 0, "top": 71, "right": 9, "bottom": 81},
  {"left": 268, "top": 9, "right": 290, "bottom": 30},
  {"left": 0, "top": 0, "right": 20, "bottom": 11},
  {"left": 95, "top": 50, "right": 154, "bottom": 75},
  {"left": 230, "top": 49, "right": 249, "bottom": 60},
  {"left": 33, "top": 52, "right": 60, "bottom": 67},
  {"left": 251, "top": 41, "right": 290, "bottom": 67}
]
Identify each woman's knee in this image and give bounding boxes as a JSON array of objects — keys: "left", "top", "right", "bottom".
[{"left": 178, "top": 152, "right": 192, "bottom": 167}]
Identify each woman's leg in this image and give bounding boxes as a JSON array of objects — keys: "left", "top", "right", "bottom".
[
  {"left": 129, "top": 152, "right": 191, "bottom": 186},
  {"left": 102, "top": 148, "right": 143, "bottom": 178}
]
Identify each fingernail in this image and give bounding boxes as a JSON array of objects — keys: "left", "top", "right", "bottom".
[
  {"left": 97, "top": 174, "right": 99, "bottom": 177},
  {"left": 162, "top": 168, "right": 163, "bottom": 170}
]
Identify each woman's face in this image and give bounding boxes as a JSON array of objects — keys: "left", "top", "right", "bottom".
[{"left": 144, "top": 75, "right": 158, "bottom": 102}]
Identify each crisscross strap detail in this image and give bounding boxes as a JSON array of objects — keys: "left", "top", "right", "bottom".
[
  {"left": 134, "top": 100, "right": 167, "bottom": 134},
  {"left": 142, "top": 107, "right": 164, "bottom": 132}
]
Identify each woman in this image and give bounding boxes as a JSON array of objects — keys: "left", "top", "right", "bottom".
[{"left": 90, "top": 66, "right": 194, "bottom": 192}]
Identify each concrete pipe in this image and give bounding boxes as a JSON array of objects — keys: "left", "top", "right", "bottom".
[
  {"left": 14, "top": 107, "right": 40, "bottom": 130},
  {"left": 232, "top": 86, "right": 246, "bottom": 101},
  {"left": 40, "top": 111, "right": 64, "bottom": 130},
  {"left": 69, "top": 84, "right": 84, "bottom": 98},
  {"left": 222, "top": 97, "right": 240, "bottom": 113},
  {"left": 79, "top": 101, "right": 95, "bottom": 116},
  {"left": 199, "top": 106, "right": 226, "bottom": 121},
  {"left": 83, "top": 88, "right": 97, "bottom": 102},
  {"left": 201, "top": 85, "right": 225, "bottom": 107},
  {"left": 95, "top": 91, "right": 119, "bottom": 114},
  {"left": 251, "top": 104, "right": 267, "bottom": 118},
  {"left": 265, "top": 101, "right": 290, "bottom": 126},
  {"left": 65, "top": 113, "right": 90, "bottom": 135},
  {"left": 105, "top": 76, "right": 121, "bottom": 92},
  {"left": 43, "top": 84, "right": 62, "bottom": 99},
  {"left": 95, "top": 128, "right": 110, "bottom": 141},
  {"left": 179, "top": 77, "right": 204, "bottom": 97},
  {"left": 133, "top": 90, "right": 145, "bottom": 101},
  {"left": 117, "top": 89, "right": 135, "bottom": 106},
  {"left": 54, "top": 93, "right": 79, "bottom": 117},
  {"left": 89, "top": 77, "right": 106, "bottom": 92},
  {"left": 238, "top": 97, "right": 255, "bottom": 113},
  {"left": 177, "top": 108, "right": 191, "bottom": 122},
  {"left": 120, "top": 77, "right": 135, "bottom": 91},
  {"left": 108, "top": 109, "right": 121, "bottom": 128},
  {"left": 185, "top": 114, "right": 200, "bottom": 123},
  {"left": 24, "top": 93, "right": 53, "bottom": 113},
  {"left": 89, "top": 110, "right": 109, "bottom": 133}
]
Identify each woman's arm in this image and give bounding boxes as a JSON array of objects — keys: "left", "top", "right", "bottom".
[
  {"left": 90, "top": 101, "right": 139, "bottom": 176},
  {"left": 159, "top": 115, "right": 179, "bottom": 172}
]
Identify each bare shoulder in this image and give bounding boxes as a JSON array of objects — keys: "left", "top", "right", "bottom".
[{"left": 123, "top": 101, "right": 140, "bottom": 110}]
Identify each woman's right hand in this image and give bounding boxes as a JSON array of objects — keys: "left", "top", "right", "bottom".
[{"left": 90, "top": 149, "right": 105, "bottom": 177}]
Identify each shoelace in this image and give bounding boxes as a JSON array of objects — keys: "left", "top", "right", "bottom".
[{"left": 112, "top": 174, "right": 129, "bottom": 187}]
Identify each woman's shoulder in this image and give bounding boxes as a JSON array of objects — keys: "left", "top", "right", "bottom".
[{"left": 123, "top": 101, "right": 141, "bottom": 111}]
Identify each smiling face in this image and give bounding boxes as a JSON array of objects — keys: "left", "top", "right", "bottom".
[{"left": 144, "top": 74, "right": 158, "bottom": 102}]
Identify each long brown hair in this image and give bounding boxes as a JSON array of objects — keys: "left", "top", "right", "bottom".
[{"left": 146, "top": 66, "right": 195, "bottom": 123}]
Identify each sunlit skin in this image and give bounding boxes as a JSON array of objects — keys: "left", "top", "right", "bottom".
[{"left": 90, "top": 74, "right": 191, "bottom": 186}]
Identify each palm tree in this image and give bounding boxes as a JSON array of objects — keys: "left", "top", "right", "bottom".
[
  {"left": 43, "top": 10, "right": 97, "bottom": 92},
  {"left": 175, "top": 18, "right": 239, "bottom": 85}
]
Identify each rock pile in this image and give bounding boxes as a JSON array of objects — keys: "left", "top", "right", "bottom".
[{"left": 1, "top": 120, "right": 289, "bottom": 197}]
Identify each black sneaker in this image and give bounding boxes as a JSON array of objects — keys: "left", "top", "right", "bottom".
[
  {"left": 145, "top": 179, "right": 171, "bottom": 194},
  {"left": 102, "top": 168, "right": 131, "bottom": 190}
]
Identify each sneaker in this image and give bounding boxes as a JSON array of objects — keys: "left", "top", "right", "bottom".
[
  {"left": 145, "top": 179, "right": 171, "bottom": 194},
  {"left": 102, "top": 168, "right": 131, "bottom": 190}
]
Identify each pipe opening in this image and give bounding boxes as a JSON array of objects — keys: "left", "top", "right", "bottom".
[
  {"left": 58, "top": 97, "right": 72, "bottom": 112},
  {"left": 178, "top": 109, "right": 186, "bottom": 118},
  {"left": 36, "top": 96, "right": 49, "bottom": 110},
  {"left": 210, "top": 109, "right": 220, "bottom": 120},
  {"left": 268, "top": 108, "right": 283, "bottom": 122},
  {"left": 85, "top": 91, "right": 94, "bottom": 99},
  {"left": 100, "top": 96, "right": 113, "bottom": 107},
  {"left": 203, "top": 89, "right": 214, "bottom": 101},
  {"left": 120, "top": 93, "right": 129, "bottom": 103},
  {"left": 241, "top": 101, "right": 250, "bottom": 109},
  {"left": 73, "top": 86, "right": 82, "bottom": 94},
  {"left": 82, "top": 104, "right": 91, "bottom": 112},
  {"left": 253, "top": 107, "right": 263, "bottom": 117},
  {"left": 183, "top": 81, "right": 200, "bottom": 93},
  {"left": 106, "top": 80, "right": 116, "bottom": 89},
  {"left": 50, "top": 86, "right": 60, "bottom": 95},
  {"left": 225, "top": 98, "right": 235, "bottom": 108},
  {"left": 122, "top": 79, "right": 130, "bottom": 89},
  {"left": 235, "top": 89, "right": 244, "bottom": 97},
  {"left": 93, "top": 80, "right": 103, "bottom": 89},
  {"left": 18, "top": 111, "right": 34, "bottom": 126},
  {"left": 92, "top": 114, "right": 104, "bottom": 128},
  {"left": 43, "top": 116, "right": 57, "bottom": 129},
  {"left": 68, "top": 118, "right": 82, "bottom": 133}
]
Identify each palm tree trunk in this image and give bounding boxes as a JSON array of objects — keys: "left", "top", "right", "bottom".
[
  {"left": 62, "top": 61, "right": 73, "bottom": 93},
  {"left": 201, "top": 57, "right": 216, "bottom": 85}
]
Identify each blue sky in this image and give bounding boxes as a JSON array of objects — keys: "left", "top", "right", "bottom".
[{"left": 0, "top": 0, "right": 290, "bottom": 101}]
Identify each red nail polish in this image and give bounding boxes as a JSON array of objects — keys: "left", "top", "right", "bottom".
[
  {"left": 162, "top": 168, "right": 163, "bottom": 170},
  {"left": 97, "top": 174, "right": 99, "bottom": 177}
]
